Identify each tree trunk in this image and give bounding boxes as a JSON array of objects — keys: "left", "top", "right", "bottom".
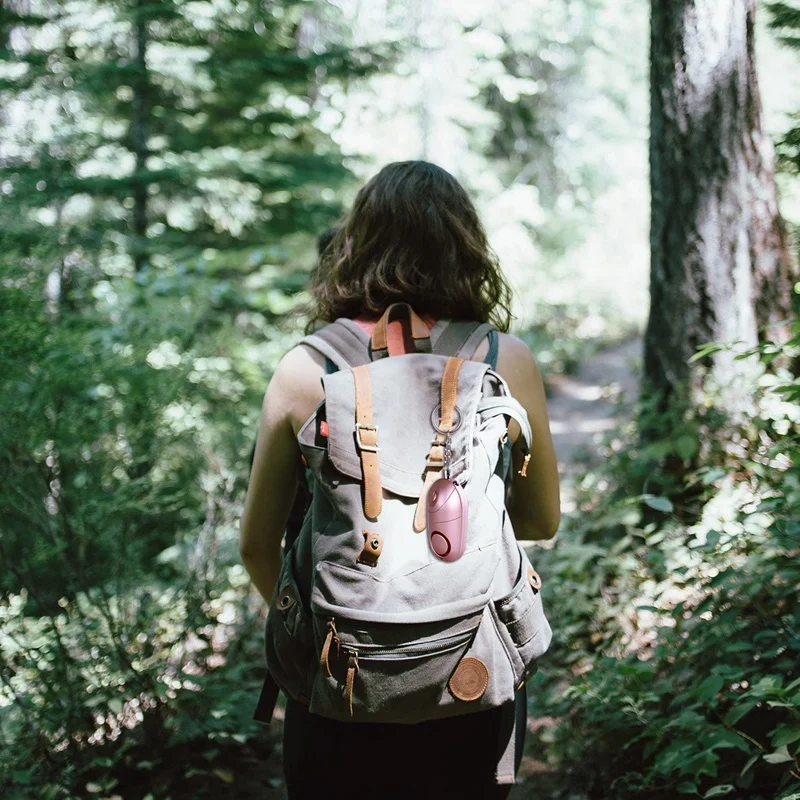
[
  {"left": 130, "top": 0, "right": 150, "bottom": 273},
  {"left": 645, "top": 0, "right": 797, "bottom": 424}
]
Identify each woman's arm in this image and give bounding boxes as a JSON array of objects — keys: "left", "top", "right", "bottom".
[
  {"left": 497, "top": 334, "right": 561, "bottom": 541},
  {"left": 239, "top": 351, "right": 303, "bottom": 603}
]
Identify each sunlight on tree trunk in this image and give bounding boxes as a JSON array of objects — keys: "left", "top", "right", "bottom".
[{"left": 646, "top": 0, "right": 797, "bottom": 423}]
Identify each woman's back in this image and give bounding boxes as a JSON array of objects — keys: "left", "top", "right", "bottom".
[{"left": 239, "top": 161, "right": 561, "bottom": 798}]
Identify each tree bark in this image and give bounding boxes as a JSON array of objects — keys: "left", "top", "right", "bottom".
[
  {"left": 645, "top": 0, "right": 798, "bottom": 423},
  {"left": 130, "top": 0, "right": 150, "bottom": 273}
]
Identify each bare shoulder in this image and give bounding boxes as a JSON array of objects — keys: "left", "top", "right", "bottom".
[
  {"left": 264, "top": 344, "right": 326, "bottom": 436},
  {"left": 494, "top": 331, "right": 545, "bottom": 396}
]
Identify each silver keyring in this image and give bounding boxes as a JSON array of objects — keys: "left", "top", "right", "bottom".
[{"left": 430, "top": 403, "right": 462, "bottom": 434}]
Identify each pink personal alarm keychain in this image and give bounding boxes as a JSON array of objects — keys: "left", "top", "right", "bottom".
[{"left": 426, "top": 405, "right": 469, "bottom": 562}]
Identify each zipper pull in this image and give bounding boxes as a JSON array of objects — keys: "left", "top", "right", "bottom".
[
  {"left": 518, "top": 448, "right": 531, "bottom": 477},
  {"left": 320, "top": 617, "right": 339, "bottom": 678},
  {"left": 344, "top": 650, "right": 359, "bottom": 717}
]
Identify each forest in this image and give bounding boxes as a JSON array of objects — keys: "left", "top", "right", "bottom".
[{"left": 1, "top": 0, "right": 799, "bottom": 798}]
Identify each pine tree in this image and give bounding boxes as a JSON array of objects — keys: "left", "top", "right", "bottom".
[
  {"left": 0, "top": 0, "right": 382, "bottom": 597},
  {"left": 0, "top": 0, "right": 387, "bottom": 787}
]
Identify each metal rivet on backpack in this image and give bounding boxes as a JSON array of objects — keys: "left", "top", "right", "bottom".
[{"left": 371, "top": 538, "right": 380, "bottom": 549}]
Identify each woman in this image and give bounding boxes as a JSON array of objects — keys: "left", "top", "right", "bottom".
[{"left": 240, "top": 161, "right": 561, "bottom": 798}]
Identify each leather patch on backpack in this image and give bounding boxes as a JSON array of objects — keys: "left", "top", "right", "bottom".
[
  {"left": 357, "top": 530, "right": 383, "bottom": 567},
  {"left": 449, "top": 657, "right": 489, "bottom": 702},
  {"left": 527, "top": 564, "right": 542, "bottom": 592},
  {"left": 275, "top": 585, "right": 297, "bottom": 611}
]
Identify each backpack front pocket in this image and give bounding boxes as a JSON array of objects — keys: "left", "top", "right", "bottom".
[
  {"left": 490, "top": 545, "right": 552, "bottom": 688},
  {"left": 264, "top": 546, "right": 316, "bottom": 704},
  {"left": 308, "top": 605, "right": 516, "bottom": 723}
]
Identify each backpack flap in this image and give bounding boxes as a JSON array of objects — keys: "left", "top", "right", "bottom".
[{"left": 321, "top": 353, "right": 493, "bottom": 499}]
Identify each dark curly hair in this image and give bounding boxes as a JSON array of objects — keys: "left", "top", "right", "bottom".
[{"left": 299, "top": 161, "right": 514, "bottom": 335}]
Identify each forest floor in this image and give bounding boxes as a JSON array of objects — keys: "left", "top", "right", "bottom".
[
  {"left": 512, "top": 332, "right": 642, "bottom": 798},
  {"left": 542, "top": 333, "right": 642, "bottom": 517},
  {"left": 208, "top": 333, "right": 644, "bottom": 800}
]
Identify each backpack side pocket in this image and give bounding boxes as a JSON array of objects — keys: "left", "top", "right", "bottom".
[
  {"left": 264, "top": 546, "right": 316, "bottom": 704},
  {"left": 490, "top": 545, "right": 552, "bottom": 688}
]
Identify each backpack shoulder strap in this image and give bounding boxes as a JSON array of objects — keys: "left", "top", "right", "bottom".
[
  {"left": 300, "top": 316, "right": 498, "bottom": 370},
  {"left": 433, "top": 319, "right": 498, "bottom": 366},
  {"left": 297, "top": 318, "right": 372, "bottom": 370}
]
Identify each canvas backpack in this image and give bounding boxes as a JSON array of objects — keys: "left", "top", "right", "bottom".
[{"left": 254, "top": 302, "right": 552, "bottom": 785}]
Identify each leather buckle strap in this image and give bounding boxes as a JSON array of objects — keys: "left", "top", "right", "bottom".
[
  {"left": 413, "top": 356, "right": 465, "bottom": 532},
  {"left": 352, "top": 364, "right": 382, "bottom": 520},
  {"left": 354, "top": 422, "right": 379, "bottom": 452},
  {"left": 438, "top": 356, "right": 463, "bottom": 433}
]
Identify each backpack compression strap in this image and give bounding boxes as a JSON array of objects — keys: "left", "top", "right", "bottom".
[
  {"left": 352, "top": 363, "right": 382, "bottom": 519},
  {"left": 495, "top": 697, "right": 518, "bottom": 784}
]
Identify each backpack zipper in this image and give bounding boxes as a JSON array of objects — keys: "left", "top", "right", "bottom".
[{"left": 337, "top": 622, "right": 480, "bottom": 661}]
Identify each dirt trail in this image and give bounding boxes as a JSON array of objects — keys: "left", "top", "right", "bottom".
[
  {"left": 543, "top": 334, "right": 642, "bottom": 516},
  {"left": 512, "top": 333, "right": 643, "bottom": 797},
  {"left": 236, "top": 335, "right": 644, "bottom": 800}
]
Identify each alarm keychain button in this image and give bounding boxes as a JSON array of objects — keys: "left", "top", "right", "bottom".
[
  {"left": 427, "top": 433, "right": 468, "bottom": 562},
  {"left": 430, "top": 532, "right": 451, "bottom": 557}
]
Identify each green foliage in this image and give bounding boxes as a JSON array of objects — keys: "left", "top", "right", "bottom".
[
  {"left": 0, "top": 0, "right": 795, "bottom": 796},
  {"left": 517, "top": 300, "right": 640, "bottom": 384},
  {"left": 529, "top": 319, "right": 800, "bottom": 798},
  {"left": 0, "top": 0, "right": 384, "bottom": 794},
  {"left": 0, "top": 564, "right": 267, "bottom": 797}
]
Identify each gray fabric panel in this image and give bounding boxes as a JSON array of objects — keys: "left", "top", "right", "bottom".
[
  {"left": 297, "top": 334, "right": 351, "bottom": 372},
  {"left": 333, "top": 317, "right": 373, "bottom": 353},
  {"left": 495, "top": 699, "right": 517, "bottom": 784},
  {"left": 477, "top": 396, "right": 533, "bottom": 452},
  {"left": 428, "top": 318, "right": 451, "bottom": 350}
]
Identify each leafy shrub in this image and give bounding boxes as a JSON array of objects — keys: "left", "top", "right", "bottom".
[
  {"left": 0, "top": 563, "right": 268, "bottom": 799},
  {"left": 529, "top": 319, "right": 800, "bottom": 798}
]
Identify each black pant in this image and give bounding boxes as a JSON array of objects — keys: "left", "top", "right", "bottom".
[{"left": 282, "top": 688, "right": 526, "bottom": 800}]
